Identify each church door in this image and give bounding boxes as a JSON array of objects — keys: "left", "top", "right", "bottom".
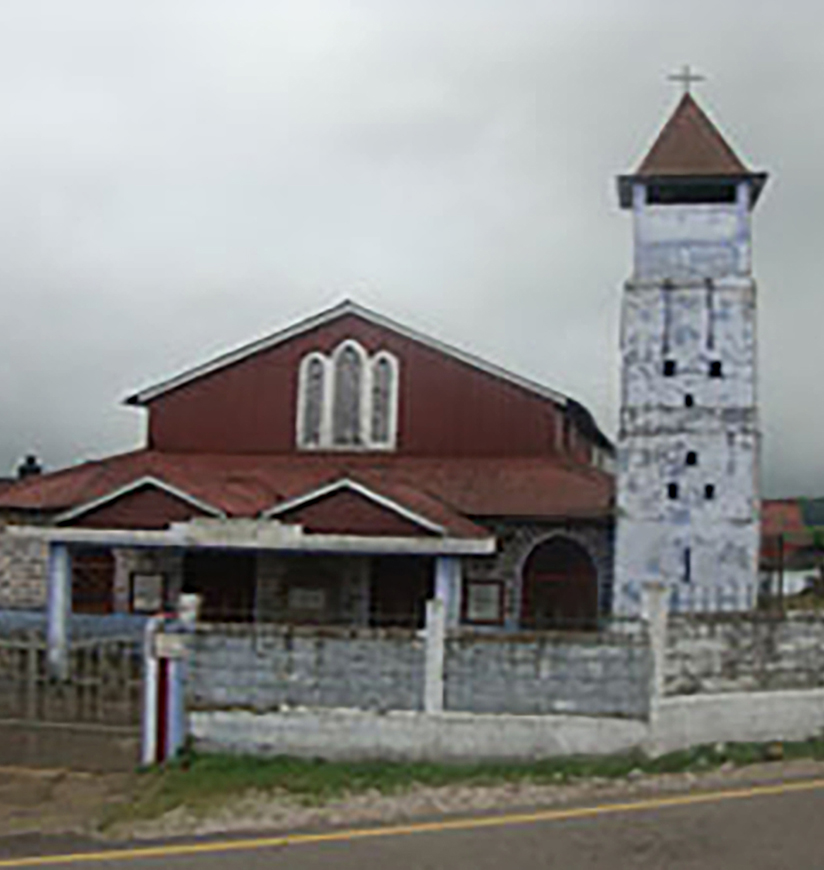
[{"left": 520, "top": 537, "right": 598, "bottom": 630}]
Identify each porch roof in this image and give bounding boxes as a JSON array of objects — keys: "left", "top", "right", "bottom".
[
  {"left": 0, "top": 449, "right": 614, "bottom": 522},
  {"left": 6, "top": 519, "right": 495, "bottom": 556}
]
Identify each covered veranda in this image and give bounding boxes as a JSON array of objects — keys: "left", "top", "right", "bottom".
[{"left": 6, "top": 518, "right": 493, "bottom": 676}]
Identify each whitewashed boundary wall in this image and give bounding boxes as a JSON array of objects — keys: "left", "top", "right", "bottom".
[
  {"left": 187, "top": 625, "right": 426, "bottom": 713},
  {"left": 185, "top": 617, "right": 651, "bottom": 720},
  {"left": 665, "top": 612, "right": 824, "bottom": 695},
  {"left": 189, "top": 587, "right": 824, "bottom": 762}
]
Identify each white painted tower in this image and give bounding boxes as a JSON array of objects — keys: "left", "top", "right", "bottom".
[{"left": 613, "top": 88, "right": 768, "bottom": 614}]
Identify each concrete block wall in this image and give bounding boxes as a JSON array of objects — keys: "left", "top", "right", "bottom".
[
  {"left": 620, "top": 284, "right": 757, "bottom": 411},
  {"left": 191, "top": 689, "right": 824, "bottom": 764},
  {"left": 191, "top": 708, "right": 648, "bottom": 763},
  {"left": 444, "top": 633, "right": 651, "bottom": 717},
  {"left": 614, "top": 280, "right": 759, "bottom": 614},
  {"left": 633, "top": 202, "right": 751, "bottom": 282},
  {"left": 187, "top": 621, "right": 651, "bottom": 719},
  {"left": 187, "top": 625, "right": 426, "bottom": 712},
  {"left": 614, "top": 179, "right": 760, "bottom": 617},
  {"left": 665, "top": 613, "right": 824, "bottom": 695}
]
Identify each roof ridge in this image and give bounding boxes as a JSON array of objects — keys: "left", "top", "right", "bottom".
[{"left": 124, "top": 299, "right": 570, "bottom": 408}]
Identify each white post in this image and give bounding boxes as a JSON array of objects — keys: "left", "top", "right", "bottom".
[
  {"left": 141, "top": 616, "right": 161, "bottom": 766},
  {"left": 642, "top": 581, "right": 669, "bottom": 723},
  {"left": 166, "top": 657, "right": 187, "bottom": 761},
  {"left": 434, "top": 555, "right": 462, "bottom": 628},
  {"left": 46, "top": 543, "right": 71, "bottom": 679},
  {"left": 423, "top": 597, "right": 446, "bottom": 714}
]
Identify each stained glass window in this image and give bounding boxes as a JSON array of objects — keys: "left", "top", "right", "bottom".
[
  {"left": 333, "top": 346, "right": 363, "bottom": 445},
  {"left": 298, "top": 344, "right": 397, "bottom": 450},
  {"left": 370, "top": 357, "right": 393, "bottom": 444},
  {"left": 300, "top": 357, "right": 325, "bottom": 446}
]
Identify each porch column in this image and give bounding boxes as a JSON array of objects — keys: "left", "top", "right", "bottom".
[
  {"left": 47, "top": 542, "right": 71, "bottom": 679},
  {"left": 423, "top": 598, "right": 445, "bottom": 714},
  {"left": 642, "top": 581, "right": 669, "bottom": 754},
  {"left": 434, "top": 556, "right": 462, "bottom": 628}
]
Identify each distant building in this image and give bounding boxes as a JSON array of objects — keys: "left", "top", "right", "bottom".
[{"left": 761, "top": 498, "right": 824, "bottom": 596}]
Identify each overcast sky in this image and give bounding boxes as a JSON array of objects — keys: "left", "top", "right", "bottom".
[{"left": 0, "top": 0, "right": 819, "bottom": 497}]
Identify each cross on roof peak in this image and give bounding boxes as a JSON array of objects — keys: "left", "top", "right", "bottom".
[{"left": 668, "top": 64, "right": 706, "bottom": 94}]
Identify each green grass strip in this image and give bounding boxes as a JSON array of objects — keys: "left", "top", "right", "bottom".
[{"left": 106, "top": 736, "right": 824, "bottom": 827}]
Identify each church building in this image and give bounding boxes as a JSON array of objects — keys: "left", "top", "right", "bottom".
[
  {"left": 0, "top": 82, "right": 768, "bottom": 629},
  {"left": 0, "top": 301, "right": 613, "bottom": 631}
]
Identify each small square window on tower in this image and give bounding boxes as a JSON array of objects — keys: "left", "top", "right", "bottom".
[
  {"left": 709, "top": 361, "right": 723, "bottom": 378},
  {"left": 663, "top": 360, "right": 677, "bottom": 377},
  {"left": 667, "top": 483, "right": 679, "bottom": 500},
  {"left": 705, "top": 484, "right": 716, "bottom": 500},
  {"left": 686, "top": 451, "right": 698, "bottom": 466},
  {"left": 684, "top": 394, "right": 694, "bottom": 408}
]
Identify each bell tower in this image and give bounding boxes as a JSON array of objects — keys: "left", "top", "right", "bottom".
[{"left": 613, "top": 78, "right": 768, "bottom": 613}]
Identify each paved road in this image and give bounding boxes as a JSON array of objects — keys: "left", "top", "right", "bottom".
[{"left": 1, "top": 777, "right": 823, "bottom": 869}]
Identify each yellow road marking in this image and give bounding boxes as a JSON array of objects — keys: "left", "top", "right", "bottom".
[{"left": 2, "top": 776, "right": 824, "bottom": 867}]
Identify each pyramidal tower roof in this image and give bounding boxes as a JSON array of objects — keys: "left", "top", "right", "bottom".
[
  {"left": 618, "top": 91, "right": 767, "bottom": 208},
  {"left": 636, "top": 92, "right": 749, "bottom": 176}
]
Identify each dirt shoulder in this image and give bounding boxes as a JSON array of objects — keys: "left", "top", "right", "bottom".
[
  {"left": 107, "top": 757, "right": 824, "bottom": 841},
  {"left": 0, "top": 767, "right": 135, "bottom": 839},
  {"left": 3, "top": 750, "right": 824, "bottom": 845}
]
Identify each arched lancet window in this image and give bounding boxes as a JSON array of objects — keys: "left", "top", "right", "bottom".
[
  {"left": 296, "top": 343, "right": 399, "bottom": 450},
  {"left": 333, "top": 345, "right": 363, "bottom": 445},
  {"left": 370, "top": 356, "right": 394, "bottom": 445},
  {"left": 300, "top": 356, "right": 325, "bottom": 446}
]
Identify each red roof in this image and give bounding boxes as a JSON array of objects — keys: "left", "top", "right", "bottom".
[
  {"left": 636, "top": 93, "right": 750, "bottom": 177},
  {"left": 761, "top": 498, "right": 813, "bottom": 565},
  {"left": 762, "top": 499, "right": 806, "bottom": 539},
  {"left": 0, "top": 449, "right": 614, "bottom": 529}
]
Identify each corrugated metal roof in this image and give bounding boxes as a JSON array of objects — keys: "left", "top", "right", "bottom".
[{"left": 0, "top": 450, "right": 614, "bottom": 524}]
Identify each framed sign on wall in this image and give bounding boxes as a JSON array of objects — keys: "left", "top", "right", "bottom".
[
  {"left": 131, "top": 573, "right": 166, "bottom": 614},
  {"left": 287, "top": 585, "right": 327, "bottom": 612},
  {"left": 462, "top": 579, "right": 505, "bottom": 626}
]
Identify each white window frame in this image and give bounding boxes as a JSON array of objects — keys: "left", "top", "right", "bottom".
[
  {"left": 368, "top": 350, "right": 400, "bottom": 449},
  {"left": 296, "top": 352, "right": 332, "bottom": 448},
  {"left": 295, "top": 341, "right": 399, "bottom": 452}
]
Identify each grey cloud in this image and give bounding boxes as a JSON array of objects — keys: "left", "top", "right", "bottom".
[{"left": 0, "top": 0, "right": 821, "bottom": 496}]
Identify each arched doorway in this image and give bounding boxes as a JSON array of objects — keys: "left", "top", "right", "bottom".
[{"left": 520, "top": 537, "right": 599, "bottom": 630}]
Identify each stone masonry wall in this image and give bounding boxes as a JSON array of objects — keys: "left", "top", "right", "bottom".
[
  {"left": 665, "top": 613, "right": 824, "bottom": 696},
  {"left": 0, "top": 533, "right": 49, "bottom": 609},
  {"left": 464, "top": 520, "right": 614, "bottom": 627},
  {"left": 444, "top": 631, "right": 651, "bottom": 718},
  {"left": 187, "top": 625, "right": 425, "bottom": 712}
]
